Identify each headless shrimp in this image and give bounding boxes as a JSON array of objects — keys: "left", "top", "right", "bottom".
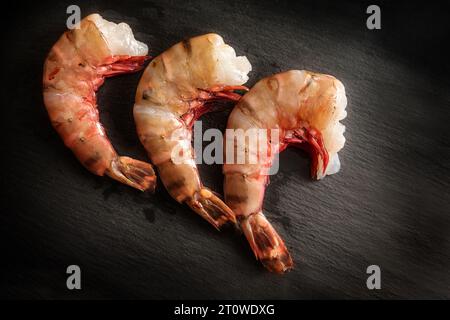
[
  {"left": 224, "top": 70, "right": 347, "bottom": 272},
  {"left": 43, "top": 14, "right": 156, "bottom": 191},
  {"left": 134, "top": 34, "right": 252, "bottom": 229}
]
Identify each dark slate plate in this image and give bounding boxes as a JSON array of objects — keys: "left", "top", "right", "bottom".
[{"left": 1, "top": 0, "right": 449, "bottom": 299}]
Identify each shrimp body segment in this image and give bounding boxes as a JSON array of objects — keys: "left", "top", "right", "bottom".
[
  {"left": 43, "top": 14, "right": 156, "bottom": 191},
  {"left": 134, "top": 34, "right": 252, "bottom": 229},
  {"left": 224, "top": 70, "right": 347, "bottom": 272}
]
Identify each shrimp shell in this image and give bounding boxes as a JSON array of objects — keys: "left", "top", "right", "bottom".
[
  {"left": 43, "top": 14, "right": 156, "bottom": 191},
  {"left": 134, "top": 33, "right": 252, "bottom": 229},
  {"left": 224, "top": 70, "right": 347, "bottom": 272}
]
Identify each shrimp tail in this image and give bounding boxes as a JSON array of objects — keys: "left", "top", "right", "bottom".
[
  {"left": 186, "top": 188, "right": 237, "bottom": 230},
  {"left": 240, "top": 211, "right": 293, "bottom": 273},
  {"left": 108, "top": 156, "right": 156, "bottom": 192}
]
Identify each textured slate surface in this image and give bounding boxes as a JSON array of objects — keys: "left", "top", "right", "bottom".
[{"left": 1, "top": 0, "right": 449, "bottom": 299}]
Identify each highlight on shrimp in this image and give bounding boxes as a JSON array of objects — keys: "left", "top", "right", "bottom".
[
  {"left": 224, "top": 70, "right": 347, "bottom": 272},
  {"left": 43, "top": 14, "right": 156, "bottom": 191},
  {"left": 134, "top": 33, "right": 252, "bottom": 229}
]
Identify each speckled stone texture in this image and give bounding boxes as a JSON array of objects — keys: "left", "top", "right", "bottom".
[{"left": 1, "top": 0, "right": 449, "bottom": 299}]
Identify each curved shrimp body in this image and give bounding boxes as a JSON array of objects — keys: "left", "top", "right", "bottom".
[
  {"left": 43, "top": 14, "right": 156, "bottom": 191},
  {"left": 134, "top": 33, "right": 251, "bottom": 229},
  {"left": 224, "top": 70, "right": 347, "bottom": 272}
]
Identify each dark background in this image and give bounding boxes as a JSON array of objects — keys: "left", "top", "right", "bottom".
[{"left": 1, "top": 0, "right": 449, "bottom": 299}]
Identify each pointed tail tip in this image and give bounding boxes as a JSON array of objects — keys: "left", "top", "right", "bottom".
[
  {"left": 241, "top": 211, "right": 294, "bottom": 274},
  {"left": 261, "top": 251, "right": 294, "bottom": 274},
  {"left": 186, "top": 188, "right": 237, "bottom": 230},
  {"left": 109, "top": 156, "right": 157, "bottom": 192}
]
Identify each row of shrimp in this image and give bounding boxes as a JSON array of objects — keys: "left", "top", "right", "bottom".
[{"left": 43, "top": 14, "right": 347, "bottom": 273}]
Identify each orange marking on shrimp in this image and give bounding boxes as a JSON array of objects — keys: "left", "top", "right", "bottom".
[
  {"left": 100, "top": 55, "right": 150, "bottom": 78},
  {"left": 306, "top": 129, "right": 329, "bottom": 174},
  {"left": 48, "top": 67, "right": 60, "bottom": 80},
  {"left": 82, "top": 95, "right": 97, "bottom": 107},
  {"left": 182, "top": 85, "right": 249, "bottom": 128}
]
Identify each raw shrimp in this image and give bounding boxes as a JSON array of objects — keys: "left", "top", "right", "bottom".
[
  {"left": 224, "top": 70, "right": 347, "bottom": 272},
  {"left": 134, "top": 33, "right": 251, "bottom": 229},
  {"left": 43, "top": 14, "right": 156, "bottom": 191}
]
